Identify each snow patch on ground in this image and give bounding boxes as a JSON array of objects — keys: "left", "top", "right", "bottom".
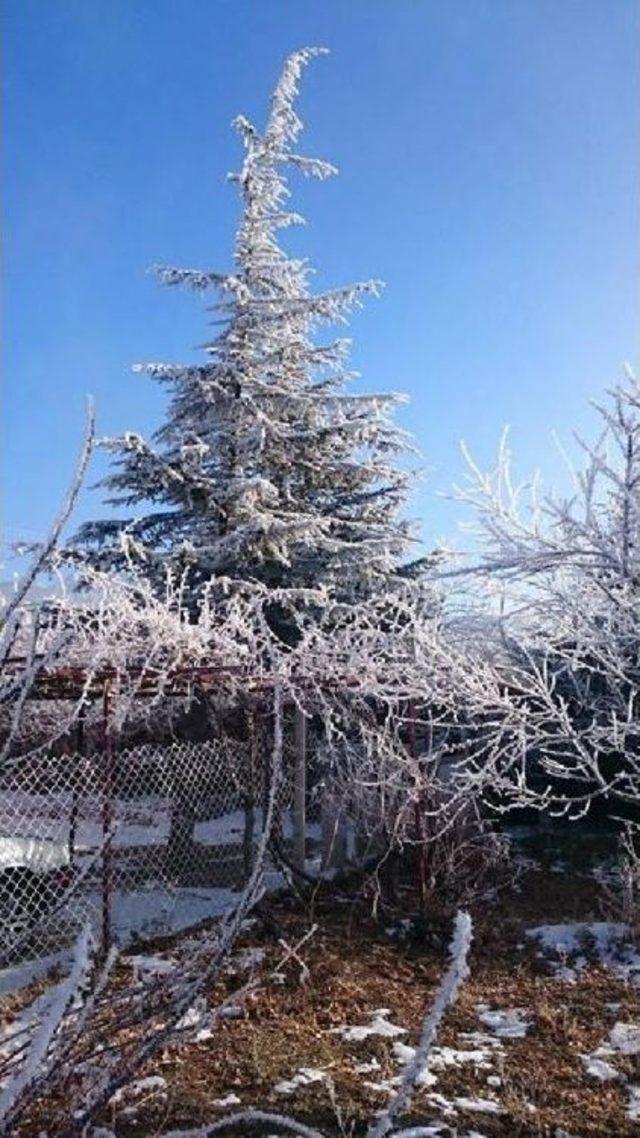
[
  {"left": 457, "top": 1031, "right": 503, "bottom": 1050},
  {"left": 0, "top": 988, "right": 50, "bottom": 1065},
  {"left": 609, "top": 1021, "right": 640, "bottom": 1055},
  {"left": 454, "top": 1096, "right": 503, "bottom": 1115},
  {"left": 331, "top": 1008, "right": 407, "bottom": 1042},
  {"left": 391, "top": 1040, "right": 416, "bottom": 1065},
  {"left": 176, "top": 998, "right": 209, "bottom": 1031},
  {"left": 476, "top": 1005, "right": 531, "bottom": 1039},
  {"left": 391, "top": 1038, "right": 496, "bottom": 1089},
  {"left": 273, "top": 1067, "right": 326, "bottom": 1095},
  {"left": 385, "top": 1127, "right": 450, "bottom": 1137},
  {"left": 579, "top": 1020, "right": 640, "bottom": 1085},
  {"left": 580, "top": 1054, "right": 620, "bottom": 1081},
  {"left": 424, "top": 1091, "right": 503, "bottom": 1117},
  {"left": 390, "top": 1042, "right": 436, "bottom": 1087},
  {"left": 363, "top": 1076, "right": 401, "bottom": 1094},
  {"left": 218, "top": 1005, "right": 243, "bottom": 1020},
  {"left": 333, "top": 1006, "right": 513, "bottom": 1103},
  {"left": 433, "top": 1045, "right": 496, "bottom": 1070},
  {"left": 80, "top": 884, "right": 240, "bottom": 945},
  {"left": 627, "top": 1084, "right": 640, "bottom": 1120},
  {"left": 352, "top": 1058, "right": 381, "bottom": 1074},
  {"left": 0, "top": 949, "right": 71, "bottom": 996},
  {"left": 526, "top": 922, "right": 640, "bottom": 982},
  {"left": 233, "top": 947, "right": 266, "bottom": 972},
  {"left": 109, "top": 1075, "right": 167, "bottom": 1106},
  {"left": 0, "top": 798, "right": 321, "bottom": 855},
  {"left": 127, "top": 953, "right": 176, "bottom": 980}
]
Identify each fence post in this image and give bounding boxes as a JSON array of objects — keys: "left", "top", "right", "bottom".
[
  {"left": 321, "top": 798, "right": 346, "bottom": 871},
  {"left": 293, "top": 705, "right": 307, "bottom": 872},
  {"left": 68, "top": 704, "right": 85, "bottom": 866},
  {"left": 243, "top": 706, "right": 258, "bottom": 881},
  {"left": 101, "top": 684, "right": 114, "bottom": 955}
]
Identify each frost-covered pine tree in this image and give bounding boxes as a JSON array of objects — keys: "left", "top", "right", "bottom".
[{"left": 78, "top": 49, "right": 419, "bottom": 611}]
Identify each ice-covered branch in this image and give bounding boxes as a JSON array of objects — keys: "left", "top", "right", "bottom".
[
  {"left": 367, "top": 910, "right": 473, "bottom": 1138},
  {"left": 0, "top": 923, "right": 93, "bottom": 1128}
]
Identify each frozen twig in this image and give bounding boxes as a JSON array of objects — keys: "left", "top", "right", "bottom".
[
  {"left": 366, "top": 910, "right": 473, "bottom": 1138},
  {"left": 0, "top": 923, "right": 94, "bottom": 1127}
]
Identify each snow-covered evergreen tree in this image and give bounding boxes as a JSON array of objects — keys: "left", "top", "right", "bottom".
[{"left": 78, "top": 49, "right": 419, "bottom": 609}]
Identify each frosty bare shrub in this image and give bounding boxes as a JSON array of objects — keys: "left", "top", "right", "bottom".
[{"left": 450, "top": 369, "right": 640, "bottom": 820}]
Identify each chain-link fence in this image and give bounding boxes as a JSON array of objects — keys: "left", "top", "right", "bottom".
[{"left": 0, "top": 732, "right": 305, "bottom": 968}]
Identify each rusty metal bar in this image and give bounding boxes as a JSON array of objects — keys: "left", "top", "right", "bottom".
[{"left": 101, "top": 683, "right": 114, "bottom": 955}]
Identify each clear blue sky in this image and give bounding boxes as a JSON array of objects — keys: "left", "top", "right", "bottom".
[{"left": 3, "top": 0, "right": 638, "bottom": 560}]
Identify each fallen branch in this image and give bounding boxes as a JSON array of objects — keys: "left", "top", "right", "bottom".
[
  {"left": 367, "top": 909, "right": 473, "bottom": 1138},
  {"left": 158, "top": 1109, "right": 326, "bottom": 1138},
  {"left": 0, "top": 923, "right": 94, "bottom": 1127}
]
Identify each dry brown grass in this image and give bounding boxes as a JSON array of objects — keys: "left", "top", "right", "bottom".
[{"left": 4, "top": 851, "right": 640, "bottom": 1137}]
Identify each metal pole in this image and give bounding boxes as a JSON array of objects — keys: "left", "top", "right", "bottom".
[
  {"left": 293, "top": 705, "right": 307, "bottom": 872},
  {"left": 68, "top": 704, "right": 85, "bottom": 866},
  {"left": 243, "top": 706, "right": 257, "bottom": 882},
  {"left": 409, "top": 699, "right": 428, "bottom": 912},
  {"left": 101, "top": 684, "right": 114, "bottom": 955}
]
